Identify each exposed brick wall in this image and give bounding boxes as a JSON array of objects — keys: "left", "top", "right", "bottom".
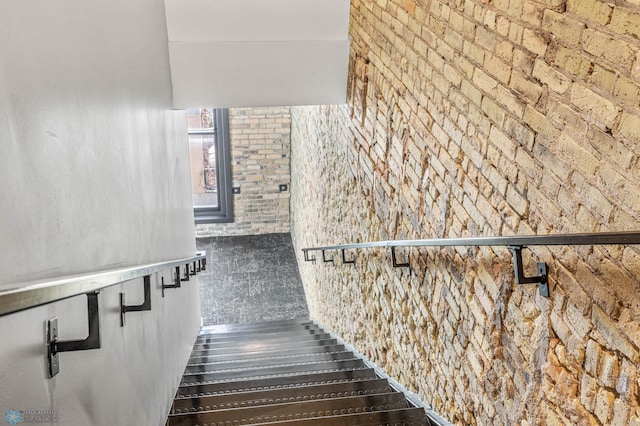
[
  {"left": 196, "top": 107, "right": 291, "bottom": 237},
  {"left": 291, "top": 1, "right": 640, "bottom": 424}
]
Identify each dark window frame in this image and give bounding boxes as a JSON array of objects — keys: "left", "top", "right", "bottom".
[{"left": 191, "top": 109, "right": 233, "bottom": 224}]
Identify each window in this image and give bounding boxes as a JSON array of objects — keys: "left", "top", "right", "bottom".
[{"left": 187, "top": 108, "right": 233, "bottom": 224}]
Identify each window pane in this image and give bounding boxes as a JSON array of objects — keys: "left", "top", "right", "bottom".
[
  {"left": 187, "top": 108, "right": 215, "bottom": 131},
  {"left": 189, "top": 134, "right": 219, "bottom": 208}
]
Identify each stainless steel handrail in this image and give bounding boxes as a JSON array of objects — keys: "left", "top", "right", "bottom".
[
  {"left": 0, "top": 252, "right": 206, "bottom": 317},
  {"left": 302, "top": 231, "right": 640, "bottom": 252},
  {"left": 302, "top": 231, "right": 640, "bottom": 297}
]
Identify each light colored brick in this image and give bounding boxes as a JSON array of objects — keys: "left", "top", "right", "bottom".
[
  {"left": 570, "top": 84, "right": 619, "bottom": 129},
  {"left": 581, "top": 29, "right": 636, "bottom": 68},
  {"left": 523, "top": 105, "right": 560, "bottom": 140},
  {"left": 590, "top": 64, "right": 618, "bottom": 94},
  {"left": 616, "top": 111, "right": 640, "bottom": 144},
  {"left": 611, "top": 399, "right": 630, "bottom": 426},
  {"left": 567, "top": 0, "right": 613, "bottom": 26},
  {"left": 610, "top": 6, "right": 640, "bottom": 39},
  {"left": 592, "top": 305, "right": 639, "bottom": 362},
  {"left": 543, "top": 10, "right": 584, "bottom": 45},
  {"left": 489, "top": 125, "right": 516, "bottom": 160},
  {"left": 554, "top": 46, "right": 593, "bottom": 79},
  {"left": 613, "top": 76, "right": 640, "bottom": 109},
  {"left": 557, "top": 133, "right": 598, "bottom": 176},
  {"left": 532, "top": 59, "right": 571, "bottom": 94},
  {"left": 481, "top": 96, "right": 506, "bottom": 126},
  {"left": 598, "top": 350, "right": 619, "bottom": 388},
  {"left": 594, "top": 388, "right": 615, "bottom": 424},
  {"left": 484, "top": 54, "right": 511, "bottom": 84},
  {"left": 522, "top": 28, "right": 547, "bottom": 56},
  {"left": 510, "top": 71, "right": 542, "bottom": 103},
  {"left": 581, "top": 372, "right": 599, "bottom": 411},
  {"left": 475, "top": 25, "right": 496, "bottom": 51}
]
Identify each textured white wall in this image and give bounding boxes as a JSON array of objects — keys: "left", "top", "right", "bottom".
[
  {"left": 0, "top": 1, "right": 199, "bottom": 424},
  {"left": 0, "top": 0, "right": 195, "bottom": 288}
]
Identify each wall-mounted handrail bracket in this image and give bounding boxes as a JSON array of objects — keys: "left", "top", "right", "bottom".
[
  {"left": 162, "top": 267, "right": 182, "bottom": 297},
  {"left": 391, "top": 246, "right": 410, "bottom": 268},
  {"left": 322, "top": 250, "right": 334, "bottom": 265},
  {"left": 120, "top": 275, "right": 152, "bottom": 327},
  {"left": 304, "top": 250, "right": 316, "bottom": 264},
  {"left": 181, "top": 264, "right": 190, "bottom": 282},
  {"left": 190, "top": 261, "right": 197, "bottom": 276},
  {"left": 509, "top": 246, "right": 549, "bottom": 297},
  {"left": 341, "top": 249, "right": 355, "bottom": 265},
  {"left": 47, "top": 291, "right": 101, "bottom": 377}
]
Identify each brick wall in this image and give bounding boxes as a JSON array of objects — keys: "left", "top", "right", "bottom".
[
  {"left": 291, "top": 1, "right": 640, "bottom": 424},
  {"left": 196, "top": 107, "right": 291, "bottom": 237}
]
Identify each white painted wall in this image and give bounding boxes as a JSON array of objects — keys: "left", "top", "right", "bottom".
[
  {"left": 169, "top": 40, "right": 350, "bottom": 109},
  {"left": 164, "top": 0, "right": 351, "bottom": 108},
  {"left": 0, "top": 1, "right": 199, "bottom": 424},
  {"left": 164, "top": 0, "right": 350, "bottom": 42},
  {"left": 0, "top": 0, "right": 196, "bottom": 287}
]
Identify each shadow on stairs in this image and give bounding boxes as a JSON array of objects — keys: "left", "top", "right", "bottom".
[{"left": 166, "top": 318, "right": 441, "bottom": 426}]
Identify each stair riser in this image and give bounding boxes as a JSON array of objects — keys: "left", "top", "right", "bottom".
[
  {"left": 189, "top": 339, "right": 339, "bottom": 356},
  {"left": 176, "top": 369, "right": 378, "bottom": 397},
  {"left": 192, "top": 333, "right": 332, "bottom": 350},
  {"left": 185, "top": 351, "right": 356, "bottom": 373},
  {"left": 250, "top": 408, "right": 431, "bottom": 426},
  {"left": 200, "top": 319, "right": 313, "bottom": 334},
  {"left": 196, "top": 325, "right": 322, "bottom": 342},
  {"left": 188, "top": 344, "right": 346, "bottom": 364},
  {"left": 167, "top": 393, "right": 408, "bottom": 425},
  {"left": 172, "top": 378, "right": 393, "bottom": 414},
  {"left": 181, "top": 359, "right": 366, "bottom": 385}
]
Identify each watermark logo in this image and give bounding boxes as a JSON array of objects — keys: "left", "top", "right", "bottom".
[
  {"left": 4, "top": 410, "right": 58, "bottom": 424},
  {"left": 5, "top": 410, "right": 22, "bottom": 425}
]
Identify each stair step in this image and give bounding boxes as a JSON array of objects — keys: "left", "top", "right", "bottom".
[
  {"left": 199, "top": 319, "right": 313, "bottom": 334},
  {"left": 167, "top": 393, "right": 409, "bottom": 425},
  {"left": 190, "top": 338, "right": 339, "bottom": 356},
  {"left": 188, "top": 344, "right": 346, "bottom": 364},
  {"left": 177, "top": 368, "right": 378, "bottom": 397},
  {"left": 172, "top": 378, "right": 393, "bottom": 414},
  {"left": 192, "top": 333, "right": 332, "bottom": 350},
  {"left": 196, "top": 325, "right": 322, "bottom": 342},
  {"left": 168, "top": 320, "right": 434, "bottom": 426},
  {"left": 186, "top": 351, "right": 356, "bottom": 373},
  {"left": 181, "top": 359, "right": 366, "bottom": 385},
  {"left": 251, "top": 408, "right": 431, "bottom": 425}
]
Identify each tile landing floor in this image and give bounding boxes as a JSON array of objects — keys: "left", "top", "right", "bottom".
[{"left": 196, "top": 233, "right": 309, "bottom": 326}]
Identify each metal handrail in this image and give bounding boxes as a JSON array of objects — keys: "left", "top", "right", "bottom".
[
  {"left": 302, "top": 231, "right": 640, "bottom": 297},
  {"left": 0, "top": 251, "right": 206, "bottom": 317},
  {"left": 302, "top": 231, "right": 640, "bottom": 252}
]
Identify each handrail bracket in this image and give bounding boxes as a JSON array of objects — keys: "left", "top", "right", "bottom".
[
  {"left": 304, "top": 250, "right": 316, "bottom": 264},
  {"left": 162, "top": 266, "right": 182, "bottom": 297},
  {"left": 120, "top": 275, "right": 152, "bottom": 326},
  {"left": 47, "top": 291, "right": 102, "bottom": 377},
  {"left": 509, "top": 246, "right": 549, "bottom": 297},
  {"left": 341, "top": 249, "right": 355, "bottom": 265},
  {"left": 391, "top": 246, "right": 410, "bottom": 268},
  {"left": 181, "top": 265, "right": 190, "bottom": 282},
  {"left": 322, "top": 250, "right": 334, "bottom": 265}
]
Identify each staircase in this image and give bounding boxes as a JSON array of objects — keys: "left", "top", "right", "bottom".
[{"left": 167, "top": 318, "right": 432, "bottom": 426}]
